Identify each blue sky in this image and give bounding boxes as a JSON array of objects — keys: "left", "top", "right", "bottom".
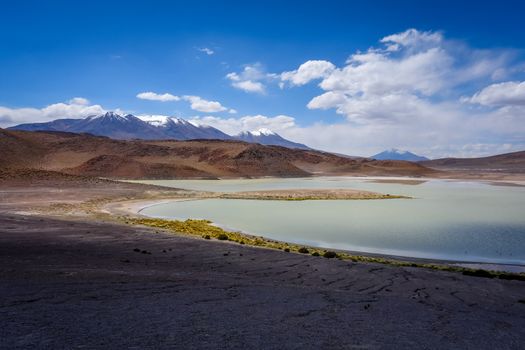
[{"left": 1, "top": 0, "right": 524, "bottom": 157}]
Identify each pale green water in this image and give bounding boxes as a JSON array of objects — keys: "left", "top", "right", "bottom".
[{"left": 134, "top": 177, "right": 525, "bottom": 265}]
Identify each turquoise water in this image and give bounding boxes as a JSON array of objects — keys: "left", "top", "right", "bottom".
[{"left": 135, "top": 177, "right": 525, "bottom": 265}]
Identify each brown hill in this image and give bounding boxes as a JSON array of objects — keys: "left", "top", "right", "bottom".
[
  {"left": 0, "top": 129, "right": 437, "bottom": 179},
  {"left": 421, "top": 150, "right": 525, "bottom": 173}
]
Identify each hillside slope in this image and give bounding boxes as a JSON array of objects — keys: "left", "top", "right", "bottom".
[
  {"left": 0, "top": 129, "right": 437, "bottom": 179},
  {"left": 421, "top": 151, "right": 525, "bottom": 173}
]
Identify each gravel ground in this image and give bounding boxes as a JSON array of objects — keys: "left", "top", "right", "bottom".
[{"left": 1, "top": 214, "right": 524, "bottom": 349}]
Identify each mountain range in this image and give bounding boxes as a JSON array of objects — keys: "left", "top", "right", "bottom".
[
  {"left": 420, "top": 150, "right": 525, "bottom": 173},
  {"left": 372, "top": 148, "right": 429, "bottom": 162},
  {"left": 8, "top": 112, "right": 309, "bottom": 149}
]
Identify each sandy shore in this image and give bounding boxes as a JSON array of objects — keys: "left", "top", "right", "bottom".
[{"left": 1, "top": 178, "right": 525, "bottom": 348}]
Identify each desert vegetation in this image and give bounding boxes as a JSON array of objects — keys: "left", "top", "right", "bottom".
[{"left": 128, "top": 217, "right": 525, "bottom": 281}]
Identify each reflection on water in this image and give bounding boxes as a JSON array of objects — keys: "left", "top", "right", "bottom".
[{"left": 135, "top": 177, "right": 525, "bottom": 266}]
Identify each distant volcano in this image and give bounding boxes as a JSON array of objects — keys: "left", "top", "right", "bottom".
[{"left": 371, "top": 148, "right": 429, "bottom": 162}]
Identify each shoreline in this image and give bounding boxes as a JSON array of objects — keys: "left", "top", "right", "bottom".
[{"left": 103, "top": 196, "right": 525, "bottom": 274}]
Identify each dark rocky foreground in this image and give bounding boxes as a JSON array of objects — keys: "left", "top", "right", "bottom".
[{"left": 1, "top": 214, "right": 524, "bottom": 349}]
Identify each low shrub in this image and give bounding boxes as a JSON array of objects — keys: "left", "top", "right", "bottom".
[
  {"left": 323, "top": 251, "right": 337, "bottom": 259},
  {"left": 462, "top": 269, "right": 494, "bottom": 278},
  {"left": 127, "top": 218, "right": 525, "bottom": 281},
  {"left": 498, "top": 273, "right": 525, "bottom": 281},
  {"left": 217, "top": 233, "right": 229, "bottom": 240}
]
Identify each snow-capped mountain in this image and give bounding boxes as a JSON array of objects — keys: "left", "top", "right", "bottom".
[
  {"left": 66, "top": 112, "right": 165, "bottom": 139},
  {"left": 137, "top": 115, "right": 230, "bottom": 140},
  {"left": 8, "top": 112, "right": 230, "bottom": 141},
  {"left": 234, "top": 128, "right": 310, "bottom": 150},
  {"left": 9, "top": 112, "right": 164, "bottom": 140},
  {"left": 9, "top": 112, "right": 311, "bottom": 149},
  {"left": 371, "top": 148, "right": 429, "bottom": 162}
]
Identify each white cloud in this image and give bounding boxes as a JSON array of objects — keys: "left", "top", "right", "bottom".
[
  {"left": 0, "top": 98, "right": 107, "bottom": 127},
  {"left": 280, "top": 60, "right": 335, "bottom": 86},
  {"left": 266, "top": 28, "right": 525, "bottom": 157},
  {"left": 189, "top": 114, "right": 295, "bottom": 135},
  {"left": 318, "top": 47, "right": 453, "bottom": 99},
  {"left": 465, "top": 81, "right": 525, "bottom": 106},
  {"left": 380, "top": 28, "right": 443, "bottom": 51},
  {"left": 226, "top": 63, "right": 274, "bottom": 94},
  {"left": 307, "top": 92, "right": 347, "bottom": 110},
  {"left": 136, "top": 92, "right": 233, "bottom": 113},
  {"left": 229, "top": 79, "right": 265, "bottom": 93},
  {"left": 136, "top": 91, "right": 180, "bottom": 102},
  {"left": 279, "top": 28, "right": 512, "bottom": 127},
  {"left": 182, "top": 95, "right": 228, "bottom": 113},
  {"left": 198, "top": 47, "right": 214, "bottom": 55}
]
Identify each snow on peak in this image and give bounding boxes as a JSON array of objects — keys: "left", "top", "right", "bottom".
[
  {"left": 139, "top": 115, "right": 189, "bottom": 126},
  {"left": 250, "top": 128, "right": 276, "bottom": 136},
  {"left": 172, "top": 117, "right": 191, "bottom": 125},
  {"left": 89, "top": 111, "right": 128, "bottom": 121},
  {"left": 187, "top": 119, "right": 213, "bottom": 128},
  {"left": 137, "top": 115, "right": 173, "bottom": 127}
]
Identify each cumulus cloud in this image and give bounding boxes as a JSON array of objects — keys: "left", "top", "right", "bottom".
[
  {"left": 465, "top": 81, "right": 525, "bottom": 106},
  {"left": 262, "top": 28, "right": 525, "bottom": 157},
  {"left": 380, "top": 28, "right": 443, "bottom": 51},
  {"left": 0, "top": 98, "right": 107, "bottom": 127},
  {"left": 280, "top": 28, "right": 514, "bottom": 128},
  {"left": 226, "top": 63, "right": 275, "bottom": 94},
  {"left": 189, "top": 114, "right": 296, "bottom": 135},
  {"left": 228, "top": 78, "right": 265, "bottom": 93},
  {"left": 280, "top": 60, "right": 335, "bottom": 86},
  {"left": 136, "top": 91, "right": 180, "bottom": 102},
  {"left": 182, "top": 95, "right": 228, "bottom": 113},
  {"left": 136, "top": 92, "right": 233, "bottom": 113}
]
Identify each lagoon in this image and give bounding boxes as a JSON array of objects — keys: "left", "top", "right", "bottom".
[{"left": 135, "top": 177, "right": 525, "bottom": 266}]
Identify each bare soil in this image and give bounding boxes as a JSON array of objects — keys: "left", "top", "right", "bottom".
[{"left": 1, "top": 213, "right": 524, "bottom": 349}]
